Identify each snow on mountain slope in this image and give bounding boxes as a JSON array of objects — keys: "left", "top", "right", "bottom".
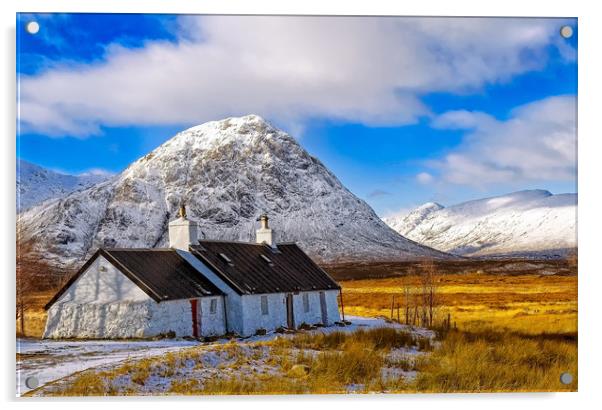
[
  {"left": 385, "top": 202, "right": 444, "bottom": 235},
  {"left": 18, "top": 115, "right": 451, "bottom": 268},
  {"left": 17, "top": 160, "right": 111, "bottom": 212},
  {"left": 383, "top": 190, "right": 577, "bottom": 257}
]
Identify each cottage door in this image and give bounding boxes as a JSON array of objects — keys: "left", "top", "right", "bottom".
[
  {"left": 320, "top": 291, "right": 328, "bottom": 325},
  {"left": 286, "top": 293, "right": 295, "bottom": 329},
  {"left": 190, "top": 299, "right": 200, "bottom": 338}
]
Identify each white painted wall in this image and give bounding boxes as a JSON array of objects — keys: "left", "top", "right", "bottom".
[
  {"left": 292, "top": 291, "right": 321, "bottom": 326},
  {"left": 239, "top": 290, "right": 341, "bottom": 336},
  {"left": 199, "top": 296, "right": 226, "bottom": 336},
  {"left": 55, "top": 256, "right": 149, "bottom": 304},
  {"left": 44, "top": 296, "right": 226, "bottom": 339},
  {"left": 142, "top": 298, "right": 195, "bottom": 338},
  {"left": 241, "top": 293, "right": 287, "bottom": 336},
  {"left": 44, "top": 301, "right": 152, "bottom": 339},
  {"left": 291, "top": 290, "right": 341, "bottom": 327},
  {"left": 324, "top": 289, "right": 342, "bottom": 325},
  {"left": 176, "top": 250, "right": 244, "bottom": 334}
]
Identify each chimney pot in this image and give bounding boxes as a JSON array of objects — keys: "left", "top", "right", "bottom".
[
  {"left": 258, "top": 213, "right": 269, "bottom": 229},
  {"left": 169, "top": 204, "right": 197, "bottom": 251},
  {"left": 178, "top": 203, "right": 187, "bottom": 218},
  {"left": 256, "top": 213, "right": 275, "bottom": 247}
]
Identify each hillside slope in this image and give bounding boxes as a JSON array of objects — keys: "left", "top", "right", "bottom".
[
  {"left": 383, "top": 190, "right": 577, "bottom": 257},
  {"left": 17, "top": 160, "right": 110, "bottom": 212}
]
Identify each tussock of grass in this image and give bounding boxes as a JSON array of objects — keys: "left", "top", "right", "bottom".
[
  {"left": 310, "top": 343, "right": 384, "bottom": 385},
  {"left": 200, "top": 375, "right": 310, "bottom": 395},
  {"left": 414, "top": 330, "right": 577, "bottom": 392},
  {"left": 168, "top": 379, "right": 202, "bottom": 394},
  {"left": 272, "top": 327, "right": 427, "bottom": 352},
  {"left": 129, "top": 358, "right": 153, "bottom": 385},
  {"left": 54, "top": 371, "right": 109, "bottom": 396}
]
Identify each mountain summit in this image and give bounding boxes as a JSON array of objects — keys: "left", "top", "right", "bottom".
[
  {"left": 18, "top": 115, "right": 450, "bottom": 268},
  {"left": 383, "top": 190, "right": 577, "bottom": 258}
]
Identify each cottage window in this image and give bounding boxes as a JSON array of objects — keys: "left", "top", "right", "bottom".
[
  {"left": 303, "top": 293, "right": 310, "bottom": 313},
  {"left": 209, "top": 298, "right": 218, "bottom": 314},
  {"left": 261, "top": 295, "right": 269, "bottom": 315}
]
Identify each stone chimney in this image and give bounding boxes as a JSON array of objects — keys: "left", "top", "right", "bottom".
[
  {"left": 169, "top": 204, "right": 198, "bottom": 251},
  {"left": 256, "top": 213, "right": 275, "bottom": 247}
]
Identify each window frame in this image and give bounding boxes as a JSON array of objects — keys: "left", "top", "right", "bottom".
[
  {"left": 303, "top": 293, "right": 310, "bottom": 313},
  {"left": 209, "top": 298, "right": 218, "bottom": 314},
  {"left": 260, "top": 295, "right": 269, "bottom": 315}
]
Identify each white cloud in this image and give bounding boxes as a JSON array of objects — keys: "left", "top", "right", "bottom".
[
  {"left": 431, "top": 110, "right": 497, "bottom": 130},
  {"left": 19, "top": 16, "right": 573, "bottom": 136},
  {"left": 367, "top": 189, "right": 392, "bottom": 198},
  {"left": 426, "top": 95, "right": 576, "bottom": 187},
  {"left": 78, "top": 168, "right": 115, "bottom": 177},
  {"left": 416, "top": 172, "right": 434, "bottom": 184}
]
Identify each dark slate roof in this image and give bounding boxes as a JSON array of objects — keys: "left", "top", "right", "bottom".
[
  {"left": 45, "top": 248, "right": 223, "bottom": 309},
  {"left": 189, "top": 241, "right": 341, "bottom": 295}
]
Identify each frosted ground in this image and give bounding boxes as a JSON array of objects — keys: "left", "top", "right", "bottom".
[
  {"left": 17, "top": 316, "right": 433, "bottom": 396},
  {"left": 16, "top": 338, "right": 198, "bottom": 395}
]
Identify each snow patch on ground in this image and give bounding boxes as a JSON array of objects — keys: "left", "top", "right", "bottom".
[
  {"left": 16, "top": 339, "right": 199, "bottom": 395},
  {"left": 18, "top": 315, "right": 433, "bottom": 396}
]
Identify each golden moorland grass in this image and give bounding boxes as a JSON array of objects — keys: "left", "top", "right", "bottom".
[
  {"left": 17, "top": 290, "right": 53, "bottom": 338},
  {"left": 340, "top": 273, "right": 577, "bottom": 335},
  {"left": 414, "top": 330, "right": 577, "bottom": 392}
]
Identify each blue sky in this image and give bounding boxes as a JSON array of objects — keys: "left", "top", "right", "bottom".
[{"left": 16, "top": 14, "right": 577, "bottom": 216}]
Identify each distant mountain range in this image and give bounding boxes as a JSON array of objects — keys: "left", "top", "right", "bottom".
[
  {"left": 17, "top": 118, "right": 577, "bottom": 267},
  {"left": 17, "top": 160, "right": 112, "bottom": 212},
  {"left": 383, "top": 190, "right": 577, "bottom": 258},
  {"left": 17, "top": 115, "right": 451, "bottom": 269}
]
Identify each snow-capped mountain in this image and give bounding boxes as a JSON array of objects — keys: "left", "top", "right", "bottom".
[
  {"left": 383, "top": 190, "right": 577, "bottom": 257},
  {"left": 18, "top": 115, "right": 451, "bottom": 268},
  {"left": 17, "top": 160, "right": 111, "bottom": 212}
]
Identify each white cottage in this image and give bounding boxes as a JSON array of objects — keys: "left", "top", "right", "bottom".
[{"left": 43, "top": 209, "right": 341, "bottom": 339}]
